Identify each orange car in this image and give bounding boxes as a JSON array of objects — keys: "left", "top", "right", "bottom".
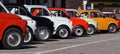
[
  {"left": 78, "top": 10, "right": 118, "bottom": 33},
  {"left": 49, "top": 8, "right": 88, "bottom": 37},
  {"left": 0, "top": 12, "right": 27, "bottom": 49}
]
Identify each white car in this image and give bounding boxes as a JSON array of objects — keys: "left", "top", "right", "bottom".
[
  {"left": 0, "top": 2, "right": 37, "bottom": 43},
  {"left": 24, "top": 5, "right": 73, "bottom": 39},
  {"left": 16, "top": 15, "right": 37, "bottom": 43},
  {"left": 66, "top": 9, "right": 98, "bottom": 35}
]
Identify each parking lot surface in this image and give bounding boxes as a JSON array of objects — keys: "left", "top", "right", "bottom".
[{"left": 0, "top": 32, "right": 120, "bottom": 54}]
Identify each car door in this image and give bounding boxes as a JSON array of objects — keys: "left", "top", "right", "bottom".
[{"left": 89, "top": 12, "right": 108, "bottom": 30}]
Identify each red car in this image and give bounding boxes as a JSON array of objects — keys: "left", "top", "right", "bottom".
[
  {"left": 103, "top": 12, "right": 120, "bottom": 30},
  {"left": 49, "top": 8, "right": 88, "bottom": 36},
  {"left": 0, "top": 12, "right": 27, "bottom": 49}
]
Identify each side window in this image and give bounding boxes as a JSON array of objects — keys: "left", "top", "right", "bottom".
[
  {"left": 90, "top": 12, "right": 97, "bottom": 18},
  {"left": 67, "top": 11, "right": 74, "bottom": 17},
  {"left": 80, "top": 12, "right": 88, "bottom": 17},
  {"left": 51, "top": 11, "right": 58, "bottom": 16},
  {"left": 96, "top": 12, "right": 102, "bottom": 17},
  {"left": 90, "top": 12, "right": 102, "bottom": 18},
  {"left": 61, "top": 11, "right": 67, "bottom": 17},
  {"left": 51, "top": 10, "right": 67, "bottom": 17},
  {"left": 0, "top": 5, "right": 6, "bottom": 12},
  {"left": 19, "top": 7, "right": 28, "bottom": 16},
  {"left": 43, "top": 8, "right": 49, "bottom": 16}
]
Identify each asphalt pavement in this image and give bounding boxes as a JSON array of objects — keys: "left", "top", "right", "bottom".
[{"left": 0, "top": 32, "right": 120, "bottom": 54}]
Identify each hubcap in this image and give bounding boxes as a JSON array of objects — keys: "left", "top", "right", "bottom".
[
  {"left": 7, "top": 32, "right": 21, "bottom": 47},
  {"left": 38, "top": 29, "right": 49, "bottom": 40},
  {"left": 24, "top": 28, "right": 32, "bottom": 43},
  {"left": 75, "top": 28, "right": 83, "bottom": 36},
  {"left": 109, "top": 26, "right": 116, "bottom": 32},
  {"left": 59, "top": 28, "right": 68, "bottom": 38},
  {"left": 87, "top": 27, "right": 94, "bottom": 34}
]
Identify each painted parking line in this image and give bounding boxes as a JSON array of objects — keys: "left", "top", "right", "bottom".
[{"left": 34, "top": 37, "right": 120, "bottom": 54}]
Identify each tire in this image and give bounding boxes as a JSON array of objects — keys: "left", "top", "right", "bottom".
[
  {"left": 119, "top": 29, "right": 120, "bottom": 32},
  {"left": 87, "top": 25, "right": 95, "bottom": 35},
  {"left": 108, "top": 24, "right": 117, "bottom": 33},
  {"left": 35, "top": 27, "right": 51, "bottom": 41},
  {"left": 73, "top": 26, "right": 84, "bottom": 37},
  {"left": 56, "top": 26, "right": 70, "bottom": 39},
  {"left": 24, "top": 27, "right": 33, "bottom": 43},
  {"left": 2, "top": 28, "right": 23, "bottom": 49}
]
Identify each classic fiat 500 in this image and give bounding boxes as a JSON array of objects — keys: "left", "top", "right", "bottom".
[
  {"left": 103, "top": 12, "right": 120, "bottom": 31},
  {"left": 78, "top": 10, "right": 118, "bottom": 33},
  {"left": 0, "top": 12, "right": 27, "bottom": 49}
]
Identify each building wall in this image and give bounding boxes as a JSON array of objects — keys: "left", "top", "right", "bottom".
[
  {"left": 55, "top": 0, "right": 61, "bottom": 7},
  {"left": 54, "top": 0, "right": 83, "bottom": 9},
  {"left": 1, "top": 0, "right": 84, "bottom": 9},
  {"left": 66, "top": 0, "right": 83, "bottom": 9}
]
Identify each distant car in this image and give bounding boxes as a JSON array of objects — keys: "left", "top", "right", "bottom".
[
  {"left": 24, "top": 5, "right": 73, "bottom": 39},
  {"left": 0, "top": 12, "right": 27, "bottom": 49},
  {"left": 49, "top": 8, "right": 88, "bottom": 37},
  {"left": 103, "top": 12, "right": 120, "bottom": 31},
  {"left": 4, "top": 3, "right": 54, "bottom": 41},
  {"left": 66, "top": 9, "right": 98, "bottom": 35},
  {"left": 78, "top": 10, "right": 118, "bottom": 33}
]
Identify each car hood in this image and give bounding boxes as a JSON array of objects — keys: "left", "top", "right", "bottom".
[
  {"left": 81, "top": 17, "right": 95, "bottom": 22},
  {"left": 17, "top": 15, "right": 32, "bottom": 20},
  {"left": 0, "top": 12, "right": 21, "bottom": 19},
  {"left": 41, "top": 16, "right": 70, "bottom": 21}
]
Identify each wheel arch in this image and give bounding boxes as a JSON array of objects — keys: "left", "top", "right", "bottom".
[
  {"left": 75, "top": 25, "right": 87, "bottom": 33},
  {"left": 88, "top": 24, "right": 96, "bottom": 28},
  {"left": 57, "top": 25, "right": 70, "bottom": 31},
  {"left": 108, "top": 23, "right": 117, "bottom": 29},
  {"left": 27, "top": 26, "right": 33, "bottom": 34},
  {"left": 2, "top": 25, "right": 23, "bottom": 40}
]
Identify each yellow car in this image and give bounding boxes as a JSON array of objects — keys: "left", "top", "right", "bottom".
[{"left": 78, "top": 10, "right": 118, "bottom": 33}]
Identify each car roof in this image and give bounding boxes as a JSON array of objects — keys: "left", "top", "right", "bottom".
[
  {"left": 65, "top": 9, "right": 77, "bottom": 12},
  {"left": 24, "top": 5, "right": 47, "bottom": 9},
  {"left": 103, "top": 12, "right": 114, "bottom": 14}
]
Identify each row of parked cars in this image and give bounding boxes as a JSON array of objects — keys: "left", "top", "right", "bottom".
[{"left": 0, "top": 1, "right": 120, "bottom": 49}]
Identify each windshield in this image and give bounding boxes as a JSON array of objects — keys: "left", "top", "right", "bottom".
[
  {"left": 5, "top": 6, "right": 28, "bottom": 16},
  {"left": 31, "top": 8, "right": 50, "bottom": 17}
]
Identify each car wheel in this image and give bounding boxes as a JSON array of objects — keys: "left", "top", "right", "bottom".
[
  {"left": 24, "top": 27, "right": 33, "bottom": 43},
  {"left": 2, "top": 28, "right": 23, "bottom": 49},
  {"left": 36, "top": 27, "right": 51, "bottom": 41},
  {"left": 56, "top": 26, "right": 70, "bottom": 39},
  {"left": 108, "top": 24, "right": 117, "bottom": 33},
  {"left": 87, "top": 25, "right": 95, "bottom": 35},
  {"left": 73, "top": 26, "right": 84, "bottom": 37},
  {"left": 119, "top": 29, "right": 120, "bottom": 32}
]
